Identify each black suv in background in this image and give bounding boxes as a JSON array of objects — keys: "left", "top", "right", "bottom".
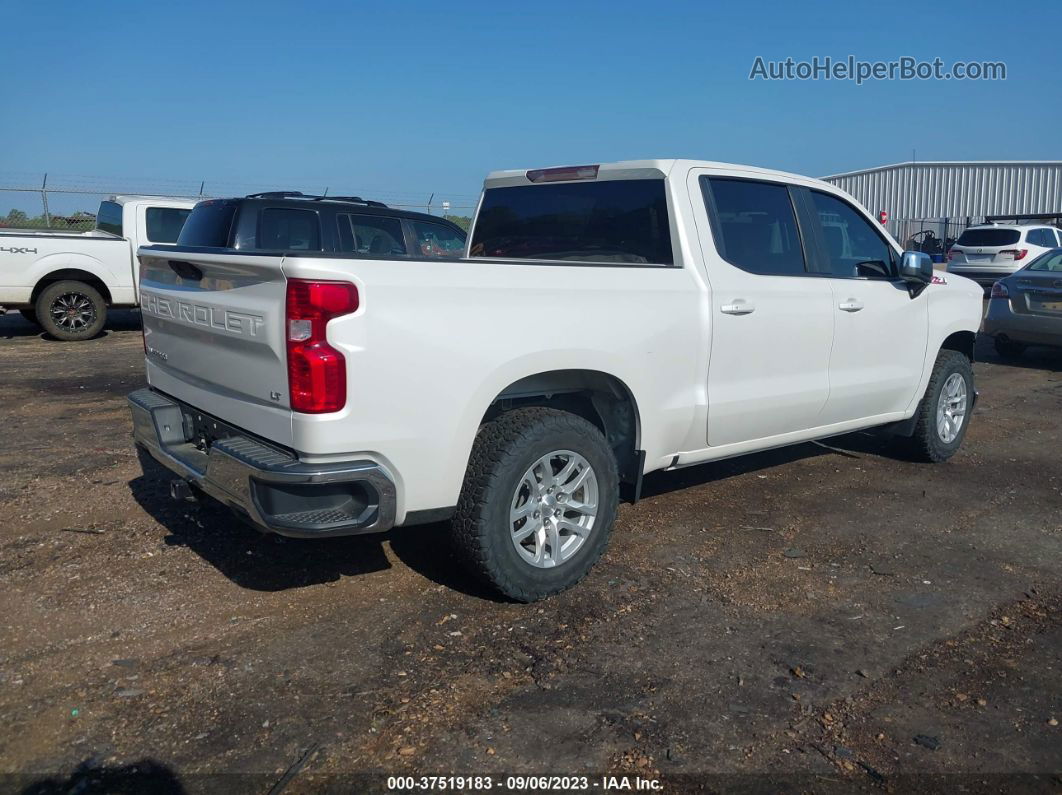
[{"left": 175, "top": 192, "right": 466, "bottom": 258}]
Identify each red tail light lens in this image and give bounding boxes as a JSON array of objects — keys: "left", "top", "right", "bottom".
[
  {"left": 1000, "top": 249, "right": 1028, "bottom": 261},
  {"left": 285, "top": 279, "right": 358, "bottom": 413},
  {"left": 990, "top": 281, "right": 1009, "bottom": 298},
  {"left": 946, "top": 248, "right": 959, "bottom": 261}
]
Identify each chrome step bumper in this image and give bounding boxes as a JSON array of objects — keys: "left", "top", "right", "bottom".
[{"left": 127, "top": 388, "right": 396, "bottom": 538}]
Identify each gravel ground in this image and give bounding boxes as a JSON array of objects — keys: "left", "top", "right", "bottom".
[{"left": 0, "top": 309, "right": 1059, "bottom": 793}]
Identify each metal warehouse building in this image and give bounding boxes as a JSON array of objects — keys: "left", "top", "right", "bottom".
[{"left": 822, "top": 161, "right": 1062, "bottom": 251}]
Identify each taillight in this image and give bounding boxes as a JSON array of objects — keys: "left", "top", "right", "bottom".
[
  {"left": 990, "top": 281, "right": 1009, "bottom": 298},
  {"left": 285, "top": 279, "right": 359, "bottom": 413},
  {"left": 1000, "top": 249, "right": 1028, "bottom": 261},
  {"left": 946, "top": 248, "right": 959, "bottom": 261}
]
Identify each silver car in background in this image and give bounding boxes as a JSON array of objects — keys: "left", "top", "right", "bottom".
[{"left": 984, "top": 248, "right": 1062, "bottom": 358}]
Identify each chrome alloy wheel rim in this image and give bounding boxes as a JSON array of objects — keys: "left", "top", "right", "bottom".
[
  {"left": 50, "top": 292, "right": 96, "bottom": 332},
  {"left": 936, "top": 372, "right": 968, "bottom": 444},
  {"left": 509, "top": 450, "right": 598, "bottom": 568}
]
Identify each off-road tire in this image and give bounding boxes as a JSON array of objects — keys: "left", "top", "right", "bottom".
[
  {"left": 451, "top": 407, "right": 619, "bottom": 602},
  {"left": 36, "top": 280, "right": 107, "bottom": 341},
  {"left": 993, "top": 337, "right": 1026, "bottom": 360},
  {"left": 908, "top": 350, "right": 974, "bottom": 463},
  {"left": 18, "top": 308, "right": 38, "bottom": 326}
]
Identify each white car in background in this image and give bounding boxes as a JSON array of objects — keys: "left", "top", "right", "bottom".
[{"left": 947, "top": 224, "right": 1061, "bottom": 292}]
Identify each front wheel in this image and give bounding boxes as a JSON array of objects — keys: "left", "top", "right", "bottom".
[
  {"left": 451, "top": 407, "right": 619, "bottom": 602},
  {"left": 908, "top": 350, "right": 974, "bottom": 463},
  {"left": 35, "top": 280, "right": 107, "bottom": 341}
]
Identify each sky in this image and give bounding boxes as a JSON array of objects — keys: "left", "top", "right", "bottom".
[{"left": 1, "top": 0, "right": 1060, "bottom": 214}]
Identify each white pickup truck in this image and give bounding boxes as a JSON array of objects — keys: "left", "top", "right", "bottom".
[
  {"left": 0, "top": 195, "right": 195, "bottom": 340},
  {"left": 128, "top": 161, "right": 982, "bottom": 601}
]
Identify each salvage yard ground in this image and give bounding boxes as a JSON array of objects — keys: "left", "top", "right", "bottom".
[{"left": 0, "top": 309, "right": 1059, "bottom": 792}]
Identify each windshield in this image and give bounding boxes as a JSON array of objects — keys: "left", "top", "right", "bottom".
[
  {"left": 1027, "top": 250, "right": 1062, "bottom": 272},
  {"left": 956, "top": 228, "right": 1020, "bottom": 247},
  {"left": 470, "top": 179, "right": 673, "bottom": 264}
]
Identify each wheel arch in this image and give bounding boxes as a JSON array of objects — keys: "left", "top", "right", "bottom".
[
  {"left": 33, "top": 268, "right": 113, "bottom": 305},
  {"left": 940, "top": 329, "right": 976, "bottom": 363},
  {"left": 480, "top": 369, "right": 644, "bottom": 499}
]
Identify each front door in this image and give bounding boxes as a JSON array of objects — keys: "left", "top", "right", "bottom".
[{"left": 800, "top": 188, "right": 929, "bottom": 424}]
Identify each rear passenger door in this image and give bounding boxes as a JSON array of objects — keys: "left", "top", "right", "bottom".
[
  {"left": 798, "top": 189, "right": 929, "bottom": 424},
  {"left": 693, "top": 172, "right": 835, "bottom": 447}
]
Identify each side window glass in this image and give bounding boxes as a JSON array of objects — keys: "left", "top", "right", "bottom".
[
  {"left": 809, "top": 191, "right": 894, "bottom": 278},
  {"left": 1025, "top": 229, "right": 1042, "bottom": 247},
  {"left": 339, "top": 214, "right": 407, "bottom": 256},
  {"left": 701, "top": 177, "right": 806, "bottom": 276},
  {"left": 258, "top": 208, "right": 320, "bottom": 251},
  {"left": 145, "top": 207, "right": 191, "bottom": 243},
  {"left": 411, "top": 221, "right": 465, "bottom": 258}
]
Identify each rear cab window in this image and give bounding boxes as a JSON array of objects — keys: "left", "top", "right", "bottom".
[
  {"left": 95, "top": 201, "right": 124, "bottom": 237},
  {"left": 470, "top": 179, "right": 673, "bottom": 264},
  {"left": 145, "top": 207, "right": 192, "bottom": 244},
  {"left": 956, "top": 228, "right": 1020, "bottom": 247}
]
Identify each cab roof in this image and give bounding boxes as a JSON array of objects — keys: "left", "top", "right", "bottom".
[{"left": 483, "top": 159, "right": 839, "bottom": 191}]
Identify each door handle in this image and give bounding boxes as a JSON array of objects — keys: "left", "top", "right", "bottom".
[
  {"left": 838, "top": 299, "right": 864, "bottom": 312},
  {"left": 720, "top": 300, "right": 755, "bottom": 315}
]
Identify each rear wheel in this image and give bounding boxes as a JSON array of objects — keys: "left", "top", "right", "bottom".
[
  {"left": 993, "top": 337, "right": 1026, "bottom": 360},
  {"left": 35, "top": 281, "right": 107, "bottom": 341},
  {"left": 908, "top": 350, "right": 974, "bottom": 463},
  {"left": 451, "top": 407, "right": 619, "bottom": 602}
]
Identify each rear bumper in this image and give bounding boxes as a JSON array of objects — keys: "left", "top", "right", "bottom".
[
  {"left": 127, "top": 388, "right": 396, "bottom": 538},
  {"left": 947, "top": 267, "right": 1018, "bottom": 289},
  {"left": 983, "top": 300, "right": 1062, "bottom": 348}
]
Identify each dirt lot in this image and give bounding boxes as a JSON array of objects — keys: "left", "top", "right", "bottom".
[{"left": 0, "top": 309, "right": 1059, "bottom": 793}]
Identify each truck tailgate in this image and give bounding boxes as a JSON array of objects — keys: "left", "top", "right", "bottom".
[{"left": 138, "top": 249, "right": 292, "bottom": 444}]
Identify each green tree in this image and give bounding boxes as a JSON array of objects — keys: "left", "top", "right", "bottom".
[
  {"left": 444, "top": 214, "right": 471, "bottom": 232},
  {"left": 4, "top": 209, "right": 28, "bottom": 226}
]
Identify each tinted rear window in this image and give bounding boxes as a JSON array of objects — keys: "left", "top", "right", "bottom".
[
  {"left": 258, "top": 208, "right": 321, "bottom": 251},
  {"left": 470, "top": 179, "right": 673, "bottom": 264},
  {"left": 145, "top": 207, "right": 191, "bottom": 244},
  {"left": 177, "top": 201, "right": 238, "bottom": 247},
  {"left": 96, "top": 201, "right": 123, "bottom": 236},
  {"left": 956, "top": 228, "right": 1020, "bottom": 247}
]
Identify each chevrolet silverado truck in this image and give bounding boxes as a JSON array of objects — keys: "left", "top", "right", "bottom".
[
  {"left": 0, "top": 195, "right": 195, "bottom": 340},
  {"left": 128, "top": 161, "right": 983, "bottom": 601}
]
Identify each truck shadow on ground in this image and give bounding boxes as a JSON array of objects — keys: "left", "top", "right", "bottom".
[
  {"left": 128, "top": 457, "right": 502, "bottom": 600},
  {"left": 19, "top": 757, "right": 185, "bottom": 794},
  {"left": 128, "top": 438, "right": 902, "bottom": 600}
]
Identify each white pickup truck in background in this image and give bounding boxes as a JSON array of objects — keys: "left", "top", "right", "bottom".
[
  {"left": 128, "top": 161, "right": 983, "bottom": 601},
  {"left": 0, "top": 195, "right": 195, "bottom": 340}
]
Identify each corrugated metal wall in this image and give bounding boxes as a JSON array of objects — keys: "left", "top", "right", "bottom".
[{"left": 822, "top": 162, "right": 1062, "bottom": 221}]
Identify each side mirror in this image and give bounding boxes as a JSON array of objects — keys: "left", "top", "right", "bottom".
[{"left": 900, "top": 250, "right": 934, "bottom": 284}]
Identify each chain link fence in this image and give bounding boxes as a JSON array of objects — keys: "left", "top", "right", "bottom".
[{"left": 0, "top": 172, "right": 480, "bottom": 232}]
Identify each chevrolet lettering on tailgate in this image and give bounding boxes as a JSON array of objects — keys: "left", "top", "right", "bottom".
[{"left": 141, "top": 291, "right": 266, "bottom": 337}]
